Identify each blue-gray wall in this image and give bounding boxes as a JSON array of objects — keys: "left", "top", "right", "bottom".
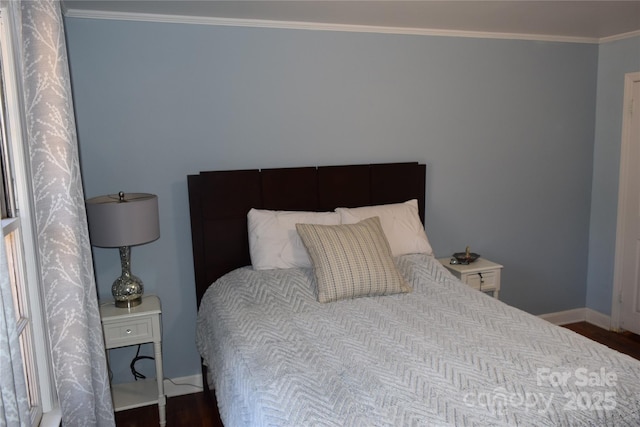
[
  {"left": 586, "top": 36, "right": 640, "bottom": 315},
  {"left": 64, "top": 17, "right": 599, "bottom": 383}
]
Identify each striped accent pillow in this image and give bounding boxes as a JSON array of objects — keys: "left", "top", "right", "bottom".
[{"left": 296, "top": 216, "right": 411, "bottom": 303}]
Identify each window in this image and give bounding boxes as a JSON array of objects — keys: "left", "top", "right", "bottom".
[
  {"left": 0, "top": 36, "right": 41, "bottom": 427},
  {"left": 0, "top": 7, "right": 57, "bottom": 426}
]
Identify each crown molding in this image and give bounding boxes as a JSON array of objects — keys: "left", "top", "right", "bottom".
[
  {"left": 599, "top": 29, "right": 640, "bottom": 44},
  {"left": 63, "top": 8, "right": 609, "bottom": 44}
]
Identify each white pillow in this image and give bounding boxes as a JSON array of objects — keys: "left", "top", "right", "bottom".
[
  {"left": 247, "top": 208, "right": 341, "bottom": 270},
  {"left": 335, "top": 199, "right": 433, "bottom": 257}
]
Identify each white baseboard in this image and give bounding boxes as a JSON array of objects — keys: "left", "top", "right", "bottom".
[
  {"left": 163, "top": 374, "right": 203, "bottom": 397},
  {"left": 538, "top": 308, "right": 587, "bottom": 326},
  {"left": 538, "top": 307, "right": 611, "bottom": 330},
  {"left": 585, "top": 308, "right": 612, "bottom": 330}
]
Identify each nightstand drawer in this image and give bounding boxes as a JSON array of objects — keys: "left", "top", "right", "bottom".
[
  {"left": 438, "top": 257, "right": 503, "bottom": 299},
  {"left": 465, "top": 271, "right": 498, "bottom": 291},
  {"left": 103, "top": 317, "right": 153, "bottom": 348}
]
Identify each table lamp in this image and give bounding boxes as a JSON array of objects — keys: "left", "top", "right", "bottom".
[{"left": 86, "top": 192, "right": 160, "bottom": 308}]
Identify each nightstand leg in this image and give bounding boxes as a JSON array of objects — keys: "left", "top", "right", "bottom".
[
  {"left": 494, "top": 290, "right": 500, "bottom": 299},
  {"left": 154, "top": 341, "right": 166, "bottom": 427}
]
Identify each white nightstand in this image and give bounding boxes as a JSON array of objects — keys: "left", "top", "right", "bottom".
[
  {"left": 438, "top": 257, "right": 503, "bottom": 299},
  {"left": 100, "top": 295, "right": 166, "bottom": 427}
]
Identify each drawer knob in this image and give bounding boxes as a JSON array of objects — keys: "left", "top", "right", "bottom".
[{"left": 126, "top": 328, "right": 132, "bottom": 334}]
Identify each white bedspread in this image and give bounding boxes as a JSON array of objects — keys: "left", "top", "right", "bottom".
[{"left": 196, "top": 254, "right": 640, "bottom": 426}]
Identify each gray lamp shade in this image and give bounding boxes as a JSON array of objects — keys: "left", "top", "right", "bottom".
[{"left": 86, "top": 192, "right": 160, "bottom": 248}]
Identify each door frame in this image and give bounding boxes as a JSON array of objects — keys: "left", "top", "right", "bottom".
[{"left": 611, "top": 71, "right": 640, "bottom": 331}]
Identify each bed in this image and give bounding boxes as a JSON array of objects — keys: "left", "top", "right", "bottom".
[{"left": 188, "top": 162, "right": 640, "bottom": 426}]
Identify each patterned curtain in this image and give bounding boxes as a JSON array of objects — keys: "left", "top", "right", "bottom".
[{"left": 18, "top": 1, "right": 115, "bottom": 425}]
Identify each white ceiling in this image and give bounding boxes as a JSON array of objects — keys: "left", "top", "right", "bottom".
[{"left": 63, "top": 1, "right": 640, "bottom": 41}]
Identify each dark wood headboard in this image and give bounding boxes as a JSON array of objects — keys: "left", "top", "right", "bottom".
[{"left": 187, "top": 162, "right": 426, "bottom": 306}]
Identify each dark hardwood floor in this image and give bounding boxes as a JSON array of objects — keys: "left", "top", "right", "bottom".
[
  {"left": 115, "top": 322, "right": 640, "bottom": 426},
  {"left": 114, "top": 390, "right": 222, "bottom": 427},
  {"left": 563, "top": 321, "right": 640, "bottom": 360}
]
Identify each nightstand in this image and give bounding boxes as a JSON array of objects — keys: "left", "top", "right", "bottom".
[
  {"left": 438, "top": 257, "right": 503, "bottom": 299},
  {"left": 100, "top": 295, "right": 166, "bottom": 427}
]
